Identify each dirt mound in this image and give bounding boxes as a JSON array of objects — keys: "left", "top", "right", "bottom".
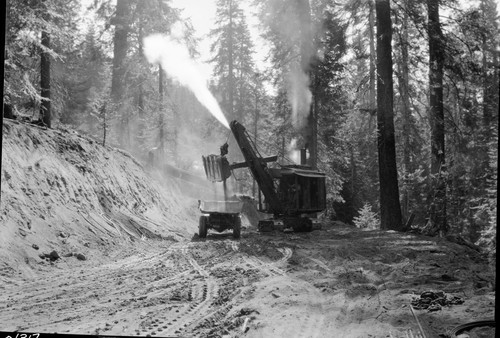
[{"left": 1, "top": 120, "right": 199, "bottom": 278}]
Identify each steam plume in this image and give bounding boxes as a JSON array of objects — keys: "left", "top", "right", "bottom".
[
  {"left": 288, "top": 138, "right": 301, "bottom": 164},
  {"left": 143, "top": 34, "right": 230, "bottom": 129}
]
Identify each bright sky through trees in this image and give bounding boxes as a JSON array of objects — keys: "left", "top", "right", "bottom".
[{"left": 171, "top": 0, "right": 270, "bottom": 79}]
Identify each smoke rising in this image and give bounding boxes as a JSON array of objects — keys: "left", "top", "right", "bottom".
[
  {"left": 288, "top": 65, "right": 312, "bottom": 130},
  {"left": 143, "top": 34, "right": 230, "bottom": 129},
  {"left": 260, "top": 0, "right": 317, "bottom": 138},
  {"left": 288, "top": 138, "right": 301, "bottom": 164}
]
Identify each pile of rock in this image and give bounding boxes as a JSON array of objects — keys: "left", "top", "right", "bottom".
[
  {"left": 38, "top": 250, "right": 87, "bottom": 262},
  {"left": 411, "top": 290, "right": 464, "bottom": 311}
]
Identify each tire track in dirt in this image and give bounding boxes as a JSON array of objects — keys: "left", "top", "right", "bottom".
[
  {"left": 293, "top": 300, "right": 326, "bottom": 338},
  {"left": 241, "top": 247, "right": 292, "bottom": 277},
  {"left": 130, "top": 244, "right": 194, "bottom": 336},
  {"left": 140, "top": 244, "right": 220, "bottom": 337},
  {"left": 229, "top": 240, "right": 325, "bottom": 338},
  {"left": 1, "top": 239, "right": 292, "bottom": 336},
  {"left": 228, "top": 239, "right": 293, "bottom": 277},
  {"left": 1, "top": 242, "right": 198, "bottom": 335},
  {"left": 277, "top": 247, "right": 293, "bottom": 265},
  {"left": 1, "top": 265, "right": 117, "bottom": 331},
  {"left": 273, "top": 278, "right": 326, "bottom": 338},
  {"left": 184, "top": 240, "right": 249, "bottom": 337}
]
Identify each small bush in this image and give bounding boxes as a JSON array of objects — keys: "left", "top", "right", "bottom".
[{"left": 353, "top": 203, "right": 379, "bottom": 230}]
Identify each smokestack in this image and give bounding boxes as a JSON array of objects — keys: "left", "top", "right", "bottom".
[{"left": 300, "top": 148, "right": 307, "bottom": 165}]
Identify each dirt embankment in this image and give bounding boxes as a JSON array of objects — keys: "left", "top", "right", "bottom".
[{"left": 1, "top": 119, "right": 199, "bottom": 278}]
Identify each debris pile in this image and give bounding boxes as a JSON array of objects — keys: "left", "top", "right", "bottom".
[{"left": 411, "top": 291, "right": 464, "bottom": 311}]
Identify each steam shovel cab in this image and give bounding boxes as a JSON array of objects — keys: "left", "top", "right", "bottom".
[
  {"left": 263, "top": 165, "right": 327, "bottom": 232},
  {"left": 201, "top": 120, "right": 327, "bottom": 233}
]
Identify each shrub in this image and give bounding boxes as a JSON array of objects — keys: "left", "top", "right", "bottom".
[{"left": 353, "top": 203, "right": 379, "bottom": 230}]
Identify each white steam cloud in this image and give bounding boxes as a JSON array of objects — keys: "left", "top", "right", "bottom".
[
  {"left": 143, "top": 33, "right": 230, "bottom": 129},
  {"left": 288, "top": 138, "right": 300, "bottom": 164}
]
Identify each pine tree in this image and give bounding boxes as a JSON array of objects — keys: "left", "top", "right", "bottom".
[
  {"left": 353, "top": 203, "right": 379, "bottom": 230},
  {"left": 4, "top": 0, "right": 79, "bottom": 124},
  {"left": 210, "top": 0, "right": 255, "bottom": 123}
]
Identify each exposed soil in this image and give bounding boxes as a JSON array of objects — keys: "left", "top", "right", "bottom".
[
  {"left": 0, "top": 224, "right": 495, "bottom": 337},
  {"left": 0, "top": 120, "right": 496, "bottom": 337}
]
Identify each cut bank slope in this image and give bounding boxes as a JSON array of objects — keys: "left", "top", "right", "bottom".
[{"left": 1, "top": 119, "right": 199, "bottom": 278}]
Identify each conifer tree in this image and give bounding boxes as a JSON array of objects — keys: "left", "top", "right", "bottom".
[
  {"left": 210, "top": 0, "right": 255, "bottom": 123},
  {"left": 4, "top": 0, "right": 79, "bottom": 125}
]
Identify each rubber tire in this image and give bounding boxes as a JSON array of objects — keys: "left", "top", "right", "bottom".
[
  {"left": 449, "top": 320, "right": 495, "bottom": 337},
  {"left": 233, "top": 216, "right": 241, "bottom": 239},
  {"left": 199, "top": 216, "right": 208, "bottom": 238}
]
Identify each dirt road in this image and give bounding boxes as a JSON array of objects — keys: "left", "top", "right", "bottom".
[{"left": 0, "top": 223, "right": 495, "bottom": 337}]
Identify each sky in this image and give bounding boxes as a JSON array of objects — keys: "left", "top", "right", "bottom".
[
  {"left": 170, "top": 0, "right": 270, "bottom": 79},
  {"left": 170, "top": 0, "right": 216, "bottom": 78}
]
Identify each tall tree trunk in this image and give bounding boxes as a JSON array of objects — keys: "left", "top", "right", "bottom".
[
  {"left": 252, "top": 87, "right": 260, "bottom": 198},
  {"left": 40, "top": 30, "right": 51, "bottom": 128},
  {"left": 101, "top": 103, "right": 107, "bottom": 147},
  {"left": 228, "top": 0, "right": 235, "bottom": 120},
  {"left": 427, "top": 0, "right": 447, "bottom": 235},
  {"left": 367, "top": 5, "right": 378, "bottom": 197},
  {"left": 111, "top": 0, "right": 130, "bottom": 102},
  {"left": 375, "top": 0, "right": 403, "bottom": 230},
  {"left": 297, "top": 0, "right": 316, "bottom": 169},
  {"left": 3, "top": 0, "right": 10, "bottom": 119},
  {"left": 137, "top": 22, "right": 145, "bottom": 152},
  {"left": 396, "top": 4, "right": 412, "bottom": 222},
  {"left": 173, "top": 98, "right": 179, "bottom": 166},
  {"left": 311, "top": 83, "right": 318, "bottom": 169},
  {"left": 111, "top": 0, "right": 131, "bottom": 148},
  {"left": 159, "top": 65, "right": 164, "bottom": 103},
  {"left": 368, "top": 0, "right": 376, "bottom": 113},
  {"left": 158, "top": 65, "right": 165, "bottom": 163}
]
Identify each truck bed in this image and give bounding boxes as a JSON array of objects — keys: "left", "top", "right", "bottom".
[{"left": 199, "top": 200, "right": 243, "bottom": 214}]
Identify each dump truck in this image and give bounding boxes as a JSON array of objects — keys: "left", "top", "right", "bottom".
[
  {"left": 198, "top": 200, "right": 242, "bottom": 239},
  {"left": 200, "top": 120, "right": 326, "bottom": 234}
]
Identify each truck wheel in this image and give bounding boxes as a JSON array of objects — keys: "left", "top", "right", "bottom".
[
  {"left": 199, "top": 216, "right": 208, "bottom": 238},
  {"left": 233, "top": 216, "right": 241, "bottom": 239}
]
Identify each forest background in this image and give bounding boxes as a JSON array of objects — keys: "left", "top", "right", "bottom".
[{"left": 2, "top": 0, "right": 498, "bottom": 264}]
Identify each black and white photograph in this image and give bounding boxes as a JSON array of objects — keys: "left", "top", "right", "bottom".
[{"left": 1, "top": 0, "right": 497, "bottom": 337}]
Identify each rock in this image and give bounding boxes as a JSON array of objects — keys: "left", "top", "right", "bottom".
[
  {"left": 76, "top": 253, "right": 87, "bottom": 261},
  {"left": 19, "top": 229, "right": 27, "bottom": 237},
  {"left": 238, "top": 308, "right": 259, "bottom": 316},
  {"left": 32, "top": 244, "right": 39, "bottom": 250},
  {"left": 63, "top": 252, "right": 73, "bottom": 257},
  {"left": 49, "top": 250, "right": 60, "bottom": 261},
  {"left": 84, "top": 242, "right": 90, "bottom": 247},
  {"left": 3, "top": 170, "right": 12, "bottom": 181}
]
